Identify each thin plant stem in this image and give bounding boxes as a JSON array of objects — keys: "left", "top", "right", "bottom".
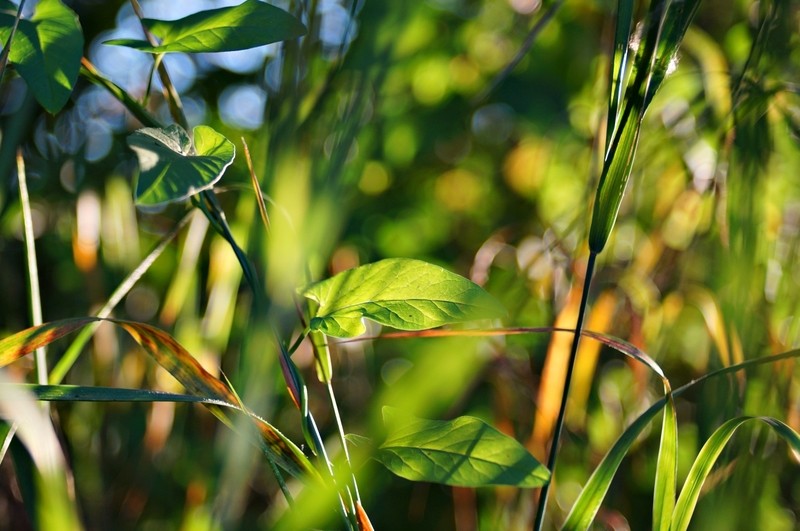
[
  {"left": 129, "top": 0, "right": 187, "bottom": 130},
  {"left": 80, "top": 57, "right": 162, "bottom": 128},
  {"left": 49, "top": 213, "right": 192, "bottom": 384},
  {"left": 242, "top": 138, "right": 270, "bottom": 232},
  {"left": 0, "top": 423, "right": 18, "bottom": 465},
  {"left": 534, "top": 251, "right": 597, "bottom": 531},
  {"left": 17, "top": 150, "right": 47, "bottom": 389},
  {"left": 326, "top": 380, "right": 361, "bottom": 503},
  {"left": 307, "top": 412, "right": 356, "bottom": 531},
  {"left": 0, "top": 0, "right": 25, "bottom": 82},
  {"left": 222, "top": 372, "right": 294, "bottom": 506},
  {"left": 472, "top": 0, "right": 565, "bottom": 105}
]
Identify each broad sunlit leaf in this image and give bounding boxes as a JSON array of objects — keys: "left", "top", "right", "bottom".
[
  {"left": 104, "top": 0, "right": 305, "bottom": 54},
  {"left": 128, "top": 124, "right": 235, "bottom": 207},
  {"left": 0, "top": 0, "right": 83, "bottom": 113},
  {"left": 376, "top": 408, "right": 549, "bottom": 488},
  {"left": 300, "top": 258, "right": 506, "bottom": 338}
]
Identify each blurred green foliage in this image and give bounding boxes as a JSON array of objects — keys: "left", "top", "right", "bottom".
[{"left": 0, "top": 0, "right": 799, "bottom": 529}]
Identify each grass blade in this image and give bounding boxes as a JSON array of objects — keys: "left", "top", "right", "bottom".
[
  {"left": 563, "top": 348, "right": 800, "bottom": 529},
  {"left": 16, "top": 150, "right": 46, "bottom": 386},
  {"left": 0, "top": 0, "right": 25, "bottom": 82},
  {"left": 562, "top": 399, "right": 662, "bottom": 530},
  {"left": 606, "top": 0, "right": 635, "bottom": 152},
  {"left": 670, "top": 417, "right": 800, "bottom": 531},
  {"left": 1, "top": 318, "right": 314, "bottom": 479},
  {"left": 79, "top": 57, "right": 162, "bottom": 128},
  {"left": 11, "top": 383, "right": 235, "bottom": 406},
  {"left": 242, "top": 137, "right": 270, "bottom": 232},
  {"left": 0, "top": 373, "right": 81, "bottom": 529},
  {"left": 652, "top": 387, "right": 677, "bottom": 531},
  {"left": 0, "top": 319, "right": 91, "bottom": 366},
  {"left": 643, "top": 0, "right": 701, "bottom": 108},
  {"left": 49, "top": 212, "right": 191, "bottom": 384},
  {"left": 589, "top": 109, "right": 642, "bottom": 253}
]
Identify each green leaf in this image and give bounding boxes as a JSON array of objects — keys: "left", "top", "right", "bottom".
[
  {"left": 127, "top": 124, "right": 235, "bottom": 207},
  {"left": 104, "top": 0, "right": 306, "bottom": 54},
  {"left": 588, "top": 110, "right": 642, "bottom": 254},
  {"left": 0, "top": 318, "right": 89, "bottom": 367},
  {"left": 671, "top": 417, "right": 800, "bottom": 531},
  {"left": 644, "top": 0, "right": 701, "bottom": 108},
  {"left": 0, "top": 0, "right": 83, "bottom": 113},
  {"left": 652, "top": 389, "right": 677, "bottom": 531},
  {"left": 562, "top": 348, "right": 800, "bottom": 530},
  {"left": 605, "top": 0, "right": 635, "bottom": 152},
  {"left": 11, "top": 383, "right": 233, "bottom": 406},
  {"left": 376, "top": 408, "right": 549, "bottom": 488},
  {"left": 562, "top": 401, "right": 662, "bottom": 530},
  {"left": 300, "top": 258, "right": 506, "bottom": 338}
]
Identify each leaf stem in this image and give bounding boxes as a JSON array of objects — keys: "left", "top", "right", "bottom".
[
  {"left": 0, "top": 0, "right": 25, "bottom": 82},
  {"left": 17, "top": 150, "right": 46, "bottom": 386},
  {"left": 129, "top": 0, "right": 187, "bottom": 130},
  {"left": 79, "top": 57, "right": 162, "bottom": 128},
  {"left": 534, "top": 251, "right": 597, "bottom": 531}
]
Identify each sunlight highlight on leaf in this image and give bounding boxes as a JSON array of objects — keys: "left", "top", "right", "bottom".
[
  {"left": 377, "top": 408, "right": 549, "bottom": 488},
  {"left": 300, "top": 258, "right": 506, "bottom": 338},
  {"left": 104, "top": 0, "right": 306, "bottom": 54},
  {"left": 128, "top": 124, "right": 235, "bottom": 207}
]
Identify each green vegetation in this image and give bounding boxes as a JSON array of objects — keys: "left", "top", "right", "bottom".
[{"left": 0, "top": 0, "right": 799, "bottom": 529}]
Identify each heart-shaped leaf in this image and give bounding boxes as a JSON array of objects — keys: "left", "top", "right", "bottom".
[
  {"left": 127, "top": 124, "right": 235, "bottom": 207},
  {"left": 0, "top": 0, "right": 83, "bottom": 113},
  {"left": 299, "top": 258, "right": 506, "bottom": 338},
  {"left": 104, "top": 0, "right": 306, "bottom": 54},
  {"left": 376, "top": 408, "right": 549, "bottom": 488}
]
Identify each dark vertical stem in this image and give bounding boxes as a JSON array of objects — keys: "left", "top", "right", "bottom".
[{"left": 534, "top": 251, "right": 597, "bottom": 531}]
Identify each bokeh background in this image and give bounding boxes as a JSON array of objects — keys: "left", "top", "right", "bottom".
[{"left": 1, "top": 0, "right": 799, "bottom": 529}]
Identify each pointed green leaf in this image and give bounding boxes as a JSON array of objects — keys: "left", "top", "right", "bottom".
[
  {"left": 605, "top": 0, "right": 635, "bottom": 152},
  {"left": 0, "top": 318, "right": 313, "bottom": 480},
  {"left": 376, "top": 408, "right": 549, "bottom": 488},
  {"left": 12, "top": 383, "right": 234, "bottom": 406},
  {"left": 0, "top": 374, "right": 81, "bottom": 529},
  {"left": 104, "top": 0, "right": 306, "bottom": 54},
  {"left": 671, "top": 417, "right": 800, "bottom": 531},
  {"left": 653, "top": 389, "right": 677, "bottom": 531},
  {"left": 562, "top": 400, "right": 662, "bottom": 530},
  {"left": 588, "top": 107, "right": 642, "bottom": 254},
  {"left": 644, "top": 0, "right": 701, "bottom": 108},
  {"left": 0, "top": 318, "right": 91, "bottom": 368},
  {"left": 563, "top": 348, "right": 800, "bottom": 530},
  {"left": 300, "top": 258, "right": 506, "bottom": 338},
  {"left": 128, "top": 124, "right": 235, "bottom": 207},
  {"left": 0, "top": 0, "right": 83, "bottom": 113}
]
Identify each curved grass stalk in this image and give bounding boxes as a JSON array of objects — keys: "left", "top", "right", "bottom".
[
  {"left": 0, "top": 0, "right": 25, "bottom": 82},
  {"left": 80, "top": 57, "right": 161, "bottom": 128},
  {"left": 670, "top": 417, "right": 800, "bottom": 531},
  {"left": 17, "top": 150, "right": 46, "bottom": 387},
  {"left": 563, "top": 348, "right": 800, "bottom": 529},
  {"left": 49, "top": 213, "right": 191, "bottom": 384}
]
